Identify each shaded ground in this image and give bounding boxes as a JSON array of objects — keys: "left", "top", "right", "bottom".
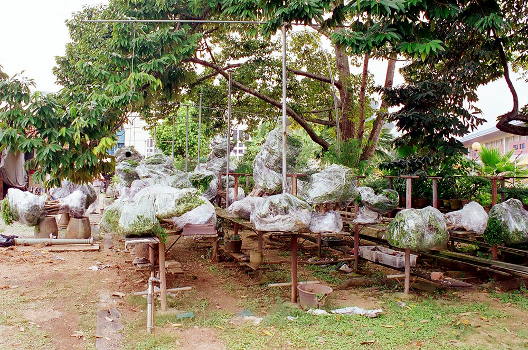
[{"left": 1, "top": 213, "right": 528, "bottom": 349}]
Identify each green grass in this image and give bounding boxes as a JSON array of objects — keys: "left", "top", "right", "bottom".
[
  {"left": 304, "top": 264, "right": 344, "bottom": 285},
  {"left": 490, "top": 288, "right": 528, "bottom": 310}
]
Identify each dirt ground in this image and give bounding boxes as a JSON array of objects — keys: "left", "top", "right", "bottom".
[{"left": 2, "top": 210, "right": 528, "bottom": 349}]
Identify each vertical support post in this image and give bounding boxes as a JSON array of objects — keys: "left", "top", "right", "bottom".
[
  {"left": 185, "top": 105, "right": 189, "bottom": 172},
  {"left": 159, "top": 241, "right": 166, "bottom": 311},
  {"left": 354, "top": 221, "right": 359, "bottom": 273},
  {"left": 500, "top": 177, "right": 505, "bottom": 203},
  {"left": 291, "top": 174, "right": 298, "bottom": 195},
  {"left": 406, "top": 177, "right": 412, "bottom": 209},
  {"left": 171, "top": 114, "right": 175, "bottom": 164},
  {"left": 388, "top": 177, "right": 393, "bottom": 190},
  {"left": 197, "top": 93, "right": 202, "bottom": 170},
  {"left": 257, "top": 232, "right": 263, "bottom": 251},
  {"left": 291, "top": 234, "right": 298, "bottom": 303},
  {"left": 404, "top": 248, "right": 410, "bottom": 295},
  {"left": 281, "top": 24, "right": 288, "bottom": 194},
  {"left": 226, "top": 71, "right": 232, "bottom": 208},
  {"left": 491, "top": 177, "right": 498, "bottom": 206},
  {"left": 317, "top": 232, "right": 321, "bottom": 258},
  {"left": 234, "top": 175, "right": 239, "bottom": 201},
  {"left": 492, "top": 244, "right": 498, "bottom": 261},
  {"left": 432, "top": 178, "right": 438, "bottom": 209}
]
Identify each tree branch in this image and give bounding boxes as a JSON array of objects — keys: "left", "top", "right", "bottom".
[
  {"left": 287, "top": 67, "right": 342, "bottom": 89},
  {"left": 183, "top": 57, "right": 330, "bottom": 149}
]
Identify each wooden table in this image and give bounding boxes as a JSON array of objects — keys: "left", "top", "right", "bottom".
[{"left": 216, "top": 208, "right": 304, "bottom": 303}]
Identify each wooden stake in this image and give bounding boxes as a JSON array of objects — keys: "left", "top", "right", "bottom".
[
  {"left": 291, "top": 235, "right": 298, "bottom": 303},
  {"left": 404, "top": 248, "right": 410, "bottom": 295}
]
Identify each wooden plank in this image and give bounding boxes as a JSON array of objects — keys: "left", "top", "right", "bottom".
[
  {"left": 182, "top": 223, "right": 217, "bottom": 237},
  {"left": 46, "top": 244, "right": 100, "bottom": 252}
]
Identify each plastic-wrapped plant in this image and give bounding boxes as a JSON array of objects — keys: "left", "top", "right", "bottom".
[{"left": 1, "top": 198, "right": 14, "bottom": 225}]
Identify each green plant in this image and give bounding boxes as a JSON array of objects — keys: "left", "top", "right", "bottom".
[
  {"left": 483, "top": 217, "right": 504, "bottom": 245},
  {"left": 1, "top": 198, "right": 14, "bottom": 225}
]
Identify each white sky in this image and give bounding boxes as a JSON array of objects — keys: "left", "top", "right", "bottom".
[{"left": 1, "top": 0, "right": 527, "bottom": 133}]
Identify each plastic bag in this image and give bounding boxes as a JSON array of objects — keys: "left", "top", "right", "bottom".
[
  {"left": 227, "top": 196, "right": 266, "bottom": 220},
  {"left": 304, "top": 164, "right": 358, "bottom": 208},
  {"left": 189, "top": 169, "right": 217, "bottom": 201},
  {"left": 250, "top": 193, "right": 312, "bottom": 232},
  {"left": 100, "top": 200, "right": 126, "bottom": 233},
  {"left": 309, "top": 211, "right": 343, "bottom": 233},
  {"left": 386, "top": 206, "right": 448, "bottom": 250},
  {"left": 445, "top": 201, "right": 488, "bottom": 234},
  {"left": 483, "top": 199, "right": 528, "bottom": 245},
  {"left": 172, "top": 201, "right": 217, "bottom": 231},
  {"left": 203, "top": 135, "right": 236, "bottom": 173},
  {"left": 118, "top": 195, "right": 161, "bottom": 237},
  {"left": 136, "top": 153, "right": 176, "bottom": 180},
  {"left": 358, "top": 187, "right": 398, "bottom": 214},
  {"left": 58, "top": 190, "right": 87, "bottom": 218},
  {"left": 49, "top": 180, "right": 79, "bottom": 199},
  {"left": 115, "top": 160, "right": 140, "bottom": 187},
  {"left": 115, "top": 146, "right": 144, "bottom": 163},
  {"left": 7, "top": 188, "right": 46, "bottom": 226},
  {"left": 353, "top": 207, "right": 382, "bottom": 225},
  {"left": 252, "top": 128, "right": 303, "bottom": 195}
]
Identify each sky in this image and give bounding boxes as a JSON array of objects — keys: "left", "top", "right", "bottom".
[{"left": 1, "top": 0, "right": 527, "bottom": 133}]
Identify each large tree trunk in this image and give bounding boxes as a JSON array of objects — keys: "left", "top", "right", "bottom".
[
  {"left": 357, "top": 53, "right": 370, "bottom": 142},
  {"left": 360, "top": 56, "right": 397, "bottom": 161},
  {"left": 334, "top": 44, "right": 355, "bottom": 142}
]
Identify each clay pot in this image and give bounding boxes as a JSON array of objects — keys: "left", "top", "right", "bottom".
[
  {"left": 225, "top": 240, "right": 242, "bottom": 253},
  {"left": 413, "top": 198, "right": 428, "bottom": 208},
  {"left": 58, "top": 212, "right": 70, "bottom": 229},
  {"left": 34, "top": 216, "right": 59, "bottom": 238},
  {"left": 66, "top": 217, "right": 91, "bottom": 239}
]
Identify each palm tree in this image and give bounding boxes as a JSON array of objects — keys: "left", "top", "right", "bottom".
[{"left": 478, "top": 146, "right": 526, "bottom": 176}]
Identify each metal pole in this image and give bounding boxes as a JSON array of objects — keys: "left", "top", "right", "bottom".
[
  {"left": 197, "top": 93, "right": 203, "bottom": 170},
  {"left": 281, "top": 24, "right": 288, "bottom": 194},
  {"left": 172, "top": 114, "right": 175, "bottom": 164},
  {"left": 185, "top": 105, "right": 189, "bottom": 172},
  {"left": 226, "top": 71, "right": 232, "bottom": 207}
]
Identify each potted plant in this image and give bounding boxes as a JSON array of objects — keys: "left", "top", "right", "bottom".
[{"left": 224, "top": 233, "right": 242, "bottom": 253}]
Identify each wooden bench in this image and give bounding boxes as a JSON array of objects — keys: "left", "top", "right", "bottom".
[{"left": 182, "top": 223, "right": 219, "bottom": 262}]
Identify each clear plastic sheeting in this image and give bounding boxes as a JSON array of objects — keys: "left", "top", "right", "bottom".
[
  {"left": 115, "top": 146, "right": 144, "bottom": 163},
  {"left": 114, "top": 184, "right": 131, "bottom": 200},
  {"left": 136, "top": 153, "right": 176, "bottom": 180},
  {"left": 129, "top": 179, "right": 156, "bottom": 198},
  {"left": 58, "top": 190, "right": 87, "bottom": 218},
  {"left": 252, "top": 128, "right": 303, "bottom": 195},
  {"left": 162, "top": 171, "right": 193, "bottom": 189},
  {"left": 189, "top": 169, "right": 217, "bottom": 201},
  {"left": 49, "top": 180, "right": 79, "bottom": 199},
  {"left": 309, "top": 211, "right": 343, "bottom": 233},
  {"left": 250, "top": 193, "right": 312, "bottom": 232},
  {"left": 483, "top": 199, "right": 528, "bottom": 245},
  {"left": 6, "top": 188, "right": 46, "bottom": 226},
  {"left": 353, "top": 207, "right": 382, "bottom": 225},
  {"left": 227, "top": 187, "right": 246, "bottom": 203},
  {"left": 79, "top": 184, "right": 97, "bottom": 209},
  {"left": 115, "top": 160, "right": 140, "bottom": 187},
  {"left": 227, "top": 196, "right": 266, "bottom": 220},
  {"left": 203, "top": 135, "right": 236, "bottom": 173},
  {"left": 304, "top": 164, "right": 358, "bottom": 208},
  {"left": 172, "top": 201, "right": 217, "bottom": 231},
  {"left": 445, "top": 201, "right": 488, "bottom": 234},
  {"left": 386, "top": 206, "right": 448, "bottom": 250},
  {"left": 118, "top": 196, "right": 160, "bottom": 237},
  {"left": 357, "top": 187, "right": 399, "bottom": 214},
  {"left": 100, "top": 200, "right": 126, "bottom": 233}
]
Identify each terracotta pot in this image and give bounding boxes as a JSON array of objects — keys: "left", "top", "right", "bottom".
[
  {"left": 66, "top": 217, "right": 91, "bottom": 239},
  {"left": 34, "top": 216, "right": 59, "bottom": 238},
  {"left": 225, "top": 240, "right": 242, "bottom": 253},
  {"left": 58, "top": 212, "right": 70, "bottom": 229},
  {"left": 413, "top": 198, "right": 428, "bottom": 208},
  {"left": 442, "top": 199, "right": 450, "bottom": 208}
]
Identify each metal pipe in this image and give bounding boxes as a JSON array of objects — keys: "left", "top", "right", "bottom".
[
  {"left": 197, "top": 93, "right": 202, "bottom": 170},
  {"left": 282, "top": 24, "right": 288, "bottom": 194},
  {"left": 185, "top": 105, "right": 189, "bottom": 172},
  {"left": 147, "top": 276, "right": 161, "bottom": 334},
  {"left": 15, "top": 238, "right": 94, "bottom": 245},
  {"left": 226, "top": 71, "right": 232, "bottom": 208}
]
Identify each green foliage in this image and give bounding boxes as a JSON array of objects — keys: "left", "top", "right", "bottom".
[
  {"left": 479, "top": 146, "right": 523, "bottom": 176},
  {"left": 1, "top": 198, "right": 14, "bottom": 226},
  {"left": 483, "top": 217, "right": 504, "bottom": 245},
  {"left": 322, "top": 138, "right": 368, "bottom": 172}
]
